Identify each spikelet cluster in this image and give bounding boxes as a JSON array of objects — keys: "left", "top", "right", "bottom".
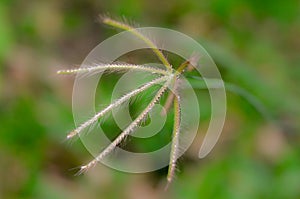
[{"left": 58, "top": 16, "right": 198, "bottom": 188}]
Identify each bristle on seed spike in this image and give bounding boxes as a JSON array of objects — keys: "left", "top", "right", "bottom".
[
  {"left": 76, "top": 156, "right": 102, "bottom": 176},
  {"left": 67, "top": 131, "right": 77, "bottom": 139},
  {"left": 75, "top": 161, "right": 98, "bottom": 176},
  {"left": 57, "top": 68, "right": 87, "bottom": 74},
  {"left": 80, "top": 165, "right": 88, "bottom": 172},
  {"left": 165, "top": 178, "right": 173, "bottom": 191},
  {"left": 57, "top": 69, "right": 73, "bottom": 74},
  {"left": 75, "top": 165, "right": 89, "bottom": 176}
]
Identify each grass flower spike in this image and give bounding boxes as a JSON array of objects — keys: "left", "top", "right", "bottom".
[{"left": 58, "top": 16, "right": 197, "bottom": 187}]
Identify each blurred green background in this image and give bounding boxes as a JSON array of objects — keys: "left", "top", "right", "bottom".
[{"left": 0, "top": 0, "right": 300, "bottom": 198}]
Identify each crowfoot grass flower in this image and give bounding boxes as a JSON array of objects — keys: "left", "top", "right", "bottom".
[{"left": 58, "top": 16, "right": 197, "bottom": 187}]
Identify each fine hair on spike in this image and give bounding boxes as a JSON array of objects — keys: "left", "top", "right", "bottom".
[
  {"left": 57, "top": 63, "right": 169, "bottom": 75},
  {"left": 166, "top": 78, "right": 181, "bottom": 187}
]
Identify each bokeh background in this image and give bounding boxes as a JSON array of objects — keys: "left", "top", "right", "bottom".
[{"left": 0, "top": 0, "right": 300, "bottom": 198}]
